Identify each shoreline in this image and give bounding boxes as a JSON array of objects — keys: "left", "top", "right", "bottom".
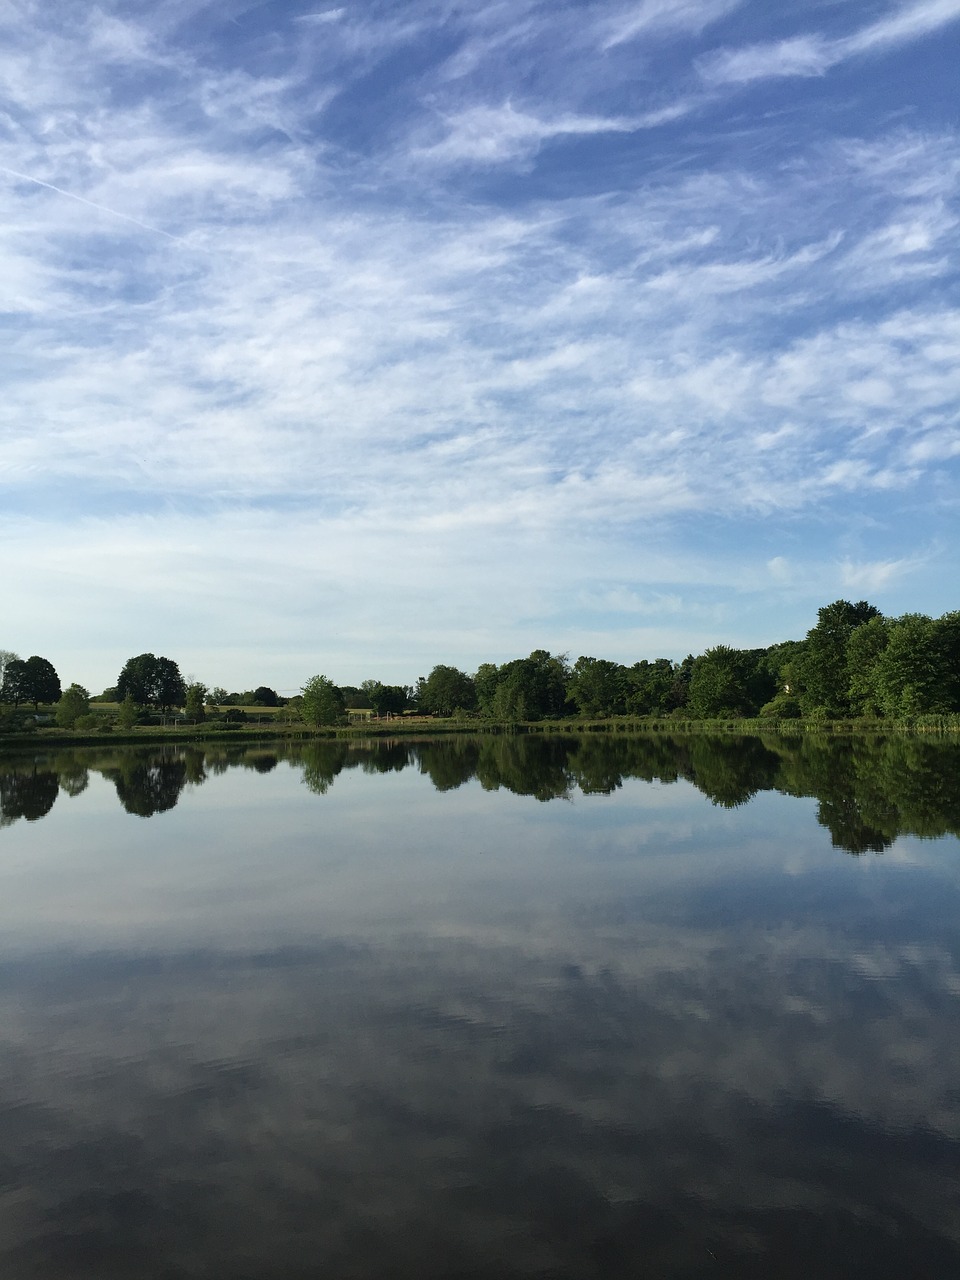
[{"left": 4, "top": 712, "right": 960, "bottom": 751}]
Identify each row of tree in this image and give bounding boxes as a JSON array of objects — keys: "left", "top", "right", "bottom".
[
  {"left": 405, "top": 602, "right": 960, "bottom": 722},
  {"left": 4, "top": 600, "right": 960, "bottom": 727}
]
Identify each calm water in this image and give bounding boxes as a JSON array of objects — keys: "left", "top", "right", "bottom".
[{"left": 1, "top": 733, "right": 959, "bottom": 1279}]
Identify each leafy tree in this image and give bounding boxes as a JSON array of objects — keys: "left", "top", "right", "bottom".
[
  {"left": 874, "top": 614, "right": 952, "bottom": 718},
  {"left": 688, "top": 646, "right": 772, "bottom": 718},
  {"left": 846, "top": 615, "right": 889, "bottom": 716},
  {"left": 0, "top": 658, "right": 27, "bottom": 706},
  {"left": 624, "top": 659, "right": 679, "bottom": 716},
  {"left": 416, "top": 665, "right": 477, "bottom": 717},
  {"left": 10, "top": 656, "right": 62, "bottom": 710},
  {"left": 799, "top": 600, "right": 880, "bottom": 714},
  {"left": 483, "top": 651, "right": 569, "bottom": 721},
  {"left": 154, "top": 657, "right": 186, "bottom": 712},
  {"left": 252, "top": 686, "right": 280, "bottom": 706},
  {"left": 116, "top": 653, "right": 186, "bottom": 711},
  {"left": 118, "top": 694, "right": 139, "bottom": 729},
  {"left": 364, "top": 682, "right": 409, "bottom": 716},
  {"left": 56, "top": 683, "right": 90, "bottom": 729},
  {"left": 185, "top": 682, "right": 207, "bottom": 722},
  {"left": 300, "top": 675, "right": 346, "bottom": 727},
  {"left": 567, "top": 656, "right": 627, "bottom": 717},
  {"left": 0, "top": 650, "right": 20, "bottom": 690},
  {"left": 208, "top": 687, "right": 228, "bottom": 706},
  {"left": 473, "top": 663, "right": 501, "bottom": 715}
]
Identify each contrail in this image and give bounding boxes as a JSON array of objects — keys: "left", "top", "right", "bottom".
[{"left": 0, "top": 163, "right": 184, "bottom": 243}]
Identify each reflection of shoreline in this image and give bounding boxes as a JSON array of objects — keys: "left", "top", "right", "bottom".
[{"left": 3, "top": 735, "right": 960, "bottom": 853}]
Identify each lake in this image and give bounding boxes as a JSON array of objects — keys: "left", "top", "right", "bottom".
[{"left": 1, "top": 733, "right": 959, "bottom": 1278}]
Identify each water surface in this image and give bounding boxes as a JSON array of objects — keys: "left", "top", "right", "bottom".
[{"left": 1, "top": 734, "right": 958, "bottom": 1278}]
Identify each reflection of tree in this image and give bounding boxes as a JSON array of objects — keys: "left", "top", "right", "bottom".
[
  {"left": 474, "top": 737, "right": 574, "bottom": 802},
  {"left": 359, "top": 742, "right": 412, "bottom": 774},
  {"left": 106, "top": 755, "right": 189, "bottom": 817},
  {"left": 57, "top": 754, "right": 90, "bottom": 797},
  {"left": 687, "top": 736, "right": 781, "bottom": 809},
  {"left": 416, "top": 740, "right": 480, "bottom": 792},
  {"left": 298, "top": 742, "right": 349, "bottom": 796},
  {"left": 816, "top": 794, "right": 892, "bottom": 854},
  {"left": 0, "top": 767, "right": 60, "bottom": 822},
  {"left": 4, "top": 734, "right": 960, "bottom": 855}
]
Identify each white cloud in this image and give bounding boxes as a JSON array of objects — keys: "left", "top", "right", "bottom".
[
  {"left": 411, "top": 102, "right": 641, "bottom": 166},
  {"left": 839, "top": 556, "right": 921, "bottom": 592},
  {"left": 699, "top": 0, "right": 960, "bottom": 86},
  {"left": 600, "top": 0, "right": 743, "bottom": 50},
  {"left": 698, "top": 35, "right": 831, "bottom": 86},
  {"left": 1, "top": 1, "right": 959, "bottom": 679}
]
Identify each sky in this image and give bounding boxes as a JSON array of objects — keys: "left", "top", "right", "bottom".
[{"left": 2, "top": 0, "right": 959, "bottom": 695}]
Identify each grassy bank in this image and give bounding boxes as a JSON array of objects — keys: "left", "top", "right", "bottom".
[{"left": 5, "top": 709, "right": 960, "bottom": 750}]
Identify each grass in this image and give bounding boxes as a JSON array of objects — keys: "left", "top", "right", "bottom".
[{"left": 5, "top": 704, "right": 960, "bottom": 751}]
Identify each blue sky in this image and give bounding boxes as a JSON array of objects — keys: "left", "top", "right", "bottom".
[{"left": 2, "top": 0, "right": 959, "bottom": 694}]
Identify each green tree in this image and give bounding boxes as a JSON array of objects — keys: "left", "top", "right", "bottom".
[
  {"left": 10, "top": 656, "right": 62, "bottom": 710},
  {"left": 56, "top": 683, "right": 90, "bottom": 729},
  {"left": 252, "top": 686, "right": 280, "bottom": 706},
  {"left": 416, "top": 665, "right": 476, "bottom": 716},
  {"left": 0, "top": 650, "right": 20, "bottom": 691},
  {"left": 688, "top": 646, "right": 771, "bottom": 719},
  {"left": 473, "top": 663, "right": 501, "bottom": 715},
  {"left": 567, "top": 656, "right": 627, "bottom": 717},
  {"left": 116, "top": 653, "right": 186, "bottom": 712},
  {"left": 118, "top": 694, "right": 139, "bottom": 729},
  {"left": 846, "top": 615, "right": 889, "bottom": 716},
  {"left": 300, "top": 675, "right": 346, "bottom": 727},
  {"left": 185, "top": 682, "right": 207, "bottom": 723},
  {"left": 799, "top": 600, "right": 880, "bottom": 715},
  {"left": 484, "top": 651, "right": 569, "bottom": 721},
  {"left": 363, "top": 682, "right": 409, "bottom": 716},
  {"left": 874, "top": 614, "right": 951, "bottom": 718},
  {"left": 1, "top": 658, "right": 27, "bottom": 706},
  {"left": 624, "top": 659, "right": 679, "bottom": 716}
]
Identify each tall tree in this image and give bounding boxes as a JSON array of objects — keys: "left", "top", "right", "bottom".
[
  {"left": 567, "top": 657, "right": 627, "bottom": 717},
  {"left": 874, "top": 614, "right": 950, "bottom": 717},
  {"left": 0, "top": 650, "right": 20, "bottom": 690},
  {"left": 799, "top": 600, "right": 881, "bottom": 714},
  {"left": 300, "top": 675, "right": 346, "bottom": 727},
  {"left": 688, "top": 646, "right": 760, "bottom": 719},
  {"left": 846, "top": 615, "right": 889, "bottom": 716},
  {"left": 21, "top": 656, "right": 61, "bottom": 709},
  {"left": 416, "top": 665, "right": 476, "bottom": 716},
  {"left": 116, "top": 653, "right": 186, "bottom": 711},
  {"left": 184, "top": 683, "right": 207, "bottom": 722},
  {"left": 0, "top": 658, "right": 27, "bottom": 706},
  {"left": 56, "top": 683, "right": 90, "bottom": 728}
]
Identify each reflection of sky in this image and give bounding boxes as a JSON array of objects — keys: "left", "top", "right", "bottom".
[{"left": 1, "top": 756, "right": 959, "bottom": 1275}]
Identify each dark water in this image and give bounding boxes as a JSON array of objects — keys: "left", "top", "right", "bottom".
[{"left": 1, "top": 733, "right": 959, "bottom": 1279}]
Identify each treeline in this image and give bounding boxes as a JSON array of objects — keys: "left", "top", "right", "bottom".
[
  {"left": 398, "top": 599, "right": 960, "bottom": 723},
  {"left": 3, "top": 599, "right": 960, "bottom": 731}
]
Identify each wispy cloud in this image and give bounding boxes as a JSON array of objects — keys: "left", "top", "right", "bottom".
[
  {"left": 1, "top": 0, "right": 959, "bottom": 684},
  {"left": 600, "top": 0, "right": 744, "bottom": 50},
  {"left": 699, "top": 0, "right": 960, "bottom": 86}
]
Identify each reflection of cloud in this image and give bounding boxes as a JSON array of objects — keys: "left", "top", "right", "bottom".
[{"left": 0, "top": 925, "right": 958, "bottom": 1276}]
